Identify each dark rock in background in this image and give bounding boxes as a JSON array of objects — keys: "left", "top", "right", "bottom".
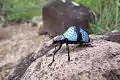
[
  {"left": 104, "top": 30, "right": 120, "bottom": 43},
  {"left": 40, "top": 0, "right": 96, "bottom": 37}
]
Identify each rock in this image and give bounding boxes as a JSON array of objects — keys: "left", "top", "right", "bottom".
[
  {"left": 0, "top": 63, "right": 15, "bottom": 80},
  {"left": 28, "top": 16, "right": 43, "bottom": 27},
  {"left": 104, "top": 31, "right": 120, "bottom": 43},
  {"left": 89, "top": 34, "right": 104, "bottom": 42},
  {"left": 40, "top": 0, "right": 96, "bottom": 37},
  {"left": 7, "top": 39, "right": 55, "bottom": 80},
  {"left": 26, "top": 16, "right": 48, "bottom": 35},
  {"left": 7, "top": 38, "right": 120, "bottom": 80}
]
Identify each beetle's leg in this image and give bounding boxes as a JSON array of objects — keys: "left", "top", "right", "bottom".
[
  {"left": 48, "top": 43, "right": 62, "bottom": 66},
  {"left": 66, "top": 43, "right": 70, "bottom": 62},
  {"left": 52, "top": 44, "right": 58, "bottom": 62},
  {"left": 54, "top": 44, "right": 57, "bottom": 51}
]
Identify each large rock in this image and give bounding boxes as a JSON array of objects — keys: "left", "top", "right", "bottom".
[
  {"left": 40, "top": 0, "right": 95, "bottom": 37},
  {"left": 8, "top": 39, "right": 120, "bottom": 80},
  {"left": 104, "top": 31, "right": 120, "bottom": 43}
]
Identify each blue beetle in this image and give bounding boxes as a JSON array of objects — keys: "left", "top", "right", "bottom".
[{"left": 49, "top": 20, "right": 90, "bottom": 66}]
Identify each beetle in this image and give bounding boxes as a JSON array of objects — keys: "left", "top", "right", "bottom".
[{"left": 48, "top": 19, "right": 90, "bottom": 66}]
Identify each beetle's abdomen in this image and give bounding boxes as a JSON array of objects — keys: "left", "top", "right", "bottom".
[{"left": 79, "top": 28, "right": 90, "bottom": 43}]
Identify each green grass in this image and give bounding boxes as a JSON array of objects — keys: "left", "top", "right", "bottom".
[
  {"left": 75, "top": 0, "right": 120, "bottom": 34},
  {"left": 1, "top": 0, "right": 46, "bottom": 21}
]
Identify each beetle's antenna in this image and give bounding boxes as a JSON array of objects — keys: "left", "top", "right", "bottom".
[{"left": 48, "top": 43, "right": 62, "bottom": 66}]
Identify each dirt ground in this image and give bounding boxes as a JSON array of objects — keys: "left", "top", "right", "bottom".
[{"left": 0, "top": 23, "right": 49, "bottom": 80}]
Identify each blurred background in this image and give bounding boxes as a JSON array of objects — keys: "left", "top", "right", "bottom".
[
  {"left": 76, "top": 0, "right": 120, "bottom": 34},
  {"left": 0, "top": 0, "right": 120, "bottom": 79},
  {"left": 0, "top": 0, "right": 120, "bottom": 34}
]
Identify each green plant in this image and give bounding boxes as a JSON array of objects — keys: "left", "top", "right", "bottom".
[
  {"left": 116, "top": 0, "right": 120, "bottom": 25},
  {"left": 75, "top": 0, "right": 120, "bottom": 34},
  {"left": 7, "top": 0, "right": 42, "bottom": 21},
  {"left": 0, "top": 0, "right": 10, "bottom": 23},
  {"left": 0, "top": 0, "right": 46, "bottom": 22}
]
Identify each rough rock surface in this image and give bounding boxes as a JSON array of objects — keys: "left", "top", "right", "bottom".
[
  {"left": 40, "top": 0, "right": 95, "bottom": 37},
  {"left": 8, "top": 39, "right": 120, "bottom": 80},
  {"left": 0, "top": 23, "right": 50, "bottom": 80}
]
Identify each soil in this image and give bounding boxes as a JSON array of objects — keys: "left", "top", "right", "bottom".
[{"left": 0, "top": 22, "right": 49, "bottom": 80}]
